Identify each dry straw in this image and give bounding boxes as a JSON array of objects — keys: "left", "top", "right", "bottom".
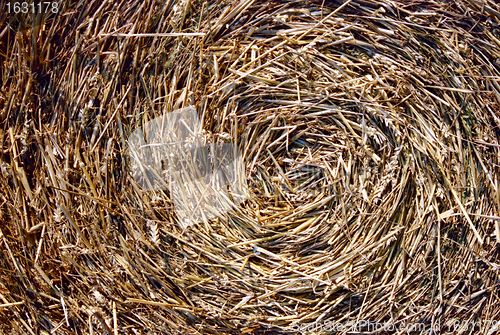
[{"left": 0, "top": 0, "right": 499, "bottom": 334}]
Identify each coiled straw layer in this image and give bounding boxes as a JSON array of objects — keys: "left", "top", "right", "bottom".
[{"left": 0, "top": 0, "right": 498, "bottom": 334}]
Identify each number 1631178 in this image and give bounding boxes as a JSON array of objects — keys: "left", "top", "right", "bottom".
[{"left": 6, "top": 2, "right": 59, "bottom": 14}]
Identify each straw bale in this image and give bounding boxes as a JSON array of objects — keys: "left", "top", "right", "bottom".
[{"left": 0, "top": 0, "right": 498, "bottom": 334}]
